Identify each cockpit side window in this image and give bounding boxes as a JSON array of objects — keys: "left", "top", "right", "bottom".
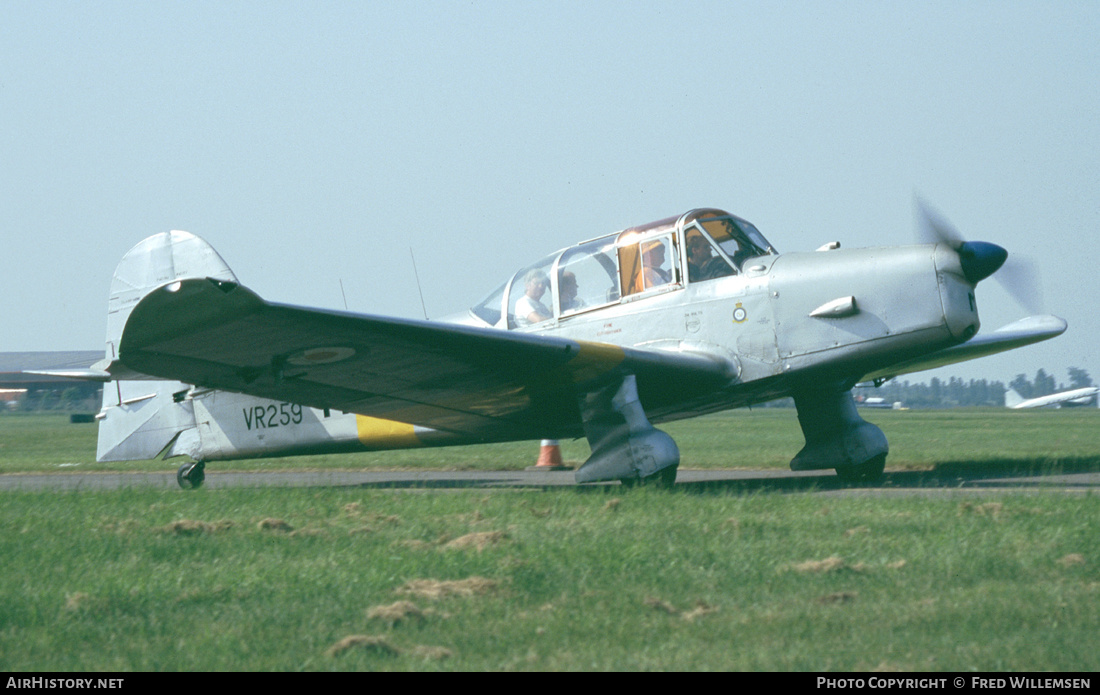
[
  {"left": 471, "top": 281, "right": 507, "bottom": 327},
  {"left": 508, "top": 256, "right": 556, "bottom": 329},
  {"left": 618, "top": 233, "right": 679, "bottom": 297},
  {"left": 618, "top": 240, "right": 642, "bottom": 296},
  {"left": 684, "top": 224, "right": 736, "bottom": 283},
  {"left": 557, "top": 237, "right": 619, "bottom": 316}
]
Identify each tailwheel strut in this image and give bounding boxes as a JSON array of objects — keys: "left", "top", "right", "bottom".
[{"left": 176, "top": 461, "right": 206, "bottom": 490}]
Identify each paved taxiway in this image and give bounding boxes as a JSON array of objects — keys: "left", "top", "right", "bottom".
[{"left": 2, "top": 467, "right": 1098, "bottom": 495}]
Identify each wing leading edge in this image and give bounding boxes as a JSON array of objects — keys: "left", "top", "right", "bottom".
[{"left": 115, "top": 277, "right": 734, "bottom": 442}]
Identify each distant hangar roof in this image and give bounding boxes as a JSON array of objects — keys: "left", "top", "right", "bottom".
[{"left": 0, "top": 351, "right": 102, "bottom": 388}]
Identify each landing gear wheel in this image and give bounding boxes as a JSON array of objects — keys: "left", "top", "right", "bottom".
[
  {"left": 621, "top": 465, "right": 678, "bottom": 488},
  {"left": 177, "top": 461, "right": 206, "bottom": 490},
  {"left": 835, "top": 454, "right": 886, "bottom": 483}
]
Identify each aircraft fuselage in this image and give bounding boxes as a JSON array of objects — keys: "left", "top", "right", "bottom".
[{"left": 87, "top": 208, "right": 1062, "bottom": 487}]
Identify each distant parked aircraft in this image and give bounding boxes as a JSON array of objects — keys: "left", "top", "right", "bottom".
[
  {"left": 1004, "top": 386, "right": 1099, "bottom": 409},
  {"left": 853, "top": 395, "right": 904, "bottom": 410}
]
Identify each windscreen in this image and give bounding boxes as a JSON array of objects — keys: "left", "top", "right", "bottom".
[{"left": 695, "top": 214, "right": 775, "bottom": 269}]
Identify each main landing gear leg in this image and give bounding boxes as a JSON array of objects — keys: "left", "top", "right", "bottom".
[
  {"left": 176, "top": 461, "right": 206, "bottom": 490},
  {"left": 790, "top": 389, "right": 888, "bottom": 482},
  {"left": 574, "top": 374, "right": 679, "bottom": 487}
]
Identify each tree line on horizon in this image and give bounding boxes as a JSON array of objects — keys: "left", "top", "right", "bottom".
[{"left": 866, "top": 367, "right": 1094, "bottom": 409}]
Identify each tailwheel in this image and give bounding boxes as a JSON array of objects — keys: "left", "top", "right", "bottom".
[
  {"left": 176, "top": 461, "right": 206, "bottom": 490},
  {"left": 621, "top": 465, "right": 678, "bottom": 489},
  {"left": 835, "top": 454, "right": 886, "bottom": 483}
]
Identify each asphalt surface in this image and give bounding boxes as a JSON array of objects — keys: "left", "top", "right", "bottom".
[{"left": 2, "top": 466, "right": 1098, "bottom": 495}]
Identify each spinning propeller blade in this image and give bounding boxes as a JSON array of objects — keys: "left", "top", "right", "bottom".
[{"left": 915, "top": 198, "right": 1042, "bottom": 314}]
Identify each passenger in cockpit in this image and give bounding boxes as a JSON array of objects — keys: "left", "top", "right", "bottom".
[
  {"left": 559, "top": 270, "right": 586, "bottom": 313},
  {"left": 515, "top": 269, "right": 551, "bottom": 327},
  {"left": 642, "top": 240, "right": 671, "bottom": 288}
]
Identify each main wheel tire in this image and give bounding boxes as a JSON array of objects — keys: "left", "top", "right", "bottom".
[
  {"left": 835, "top": 454, "right": 886, "bottom": 482},
  {"left": 621, "top": 465, "right": 678, "bottom": 488}
]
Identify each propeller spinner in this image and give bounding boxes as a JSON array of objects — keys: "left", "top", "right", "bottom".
[{"left": 916, "top": 198, "right": 1042, "bottom": 313}]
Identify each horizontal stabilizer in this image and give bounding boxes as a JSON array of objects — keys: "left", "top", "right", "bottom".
[{"left": 23, "top": 368, "right": 113, "bottom": 382}]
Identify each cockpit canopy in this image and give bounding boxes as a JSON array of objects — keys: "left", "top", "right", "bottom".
[{"left": 470, "top": 209, "right": 776, "bottom": 329}]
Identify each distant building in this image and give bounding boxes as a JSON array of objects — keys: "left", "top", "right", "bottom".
[
  {"left": 0, "top": 351, "right": 103, "bottom": 411},
  {"left": 0, "top": 388, "right": 26, "bottom": 408}
]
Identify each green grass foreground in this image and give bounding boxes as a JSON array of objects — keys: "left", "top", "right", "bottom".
[
  {"left": 1, "top": 409, "right": 1098, "bottom": 671},
  {"left": 0, "top": 487, "right": 1097, "bottom": 671}
]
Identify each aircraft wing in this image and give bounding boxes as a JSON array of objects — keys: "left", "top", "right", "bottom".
[
  {"left": 113, "top": 278, "right": 735, "bottom": 440},
  {"left": 860, "top": 315, "right": 1068, "bottom": 383}
]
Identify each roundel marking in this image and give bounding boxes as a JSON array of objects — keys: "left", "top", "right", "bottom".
[
  {"left": 287, "top": 346, "right": 357, "bottom": 366},
  {"left": 732, "top": 303, "right": 748, "bottom": 323}
]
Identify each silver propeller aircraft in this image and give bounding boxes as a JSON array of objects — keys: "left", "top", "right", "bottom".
[
  {"left": 58, "top": 206, "right": 1065, "bottom": 488},
  {"left": 1005, "top": 386, "right": 1099, "bottom": 409}
]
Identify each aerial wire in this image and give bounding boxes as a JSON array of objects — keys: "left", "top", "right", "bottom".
[{"left": 410, "top": 248, "right": 429, "bottom": 320}]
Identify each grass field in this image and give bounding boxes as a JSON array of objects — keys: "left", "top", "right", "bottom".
[{"left": 0, "top": 409, "right": 1098, "bottom": 671}]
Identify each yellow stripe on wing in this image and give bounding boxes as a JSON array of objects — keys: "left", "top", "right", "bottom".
[
  {"left": 355, "top": 415, "right": 422, "bottom": 448},
  {"left": 567, "top": 341, "right": 626, "bottom": 384}
]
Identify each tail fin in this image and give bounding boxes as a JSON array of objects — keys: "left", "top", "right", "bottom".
[
  {"left": 97, "top": 231, "right": 238, "bottom": 462},
  {"left": 105, "top": 230, "right": 237, "bottom": 362},
  {"left": 1004, "top": 388, "right": 1024, "bottom": 408}
]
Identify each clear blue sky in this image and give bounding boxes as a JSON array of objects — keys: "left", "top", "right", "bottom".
[{"left": 3, "top": 1, "right": 1097, "bottom": 387}]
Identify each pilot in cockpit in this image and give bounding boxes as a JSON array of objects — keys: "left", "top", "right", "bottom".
[
  {"left": 686, "top": 229, "right": 734, "bottom": 282},
  {"left": 515, "top": 269, "right": 551, "bottom": 327}
]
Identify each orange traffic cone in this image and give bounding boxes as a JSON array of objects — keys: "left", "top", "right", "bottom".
[{"left": 529, "top": 439, "right": 570, "bottom": 470}]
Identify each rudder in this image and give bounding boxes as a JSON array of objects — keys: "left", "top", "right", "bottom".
[
  {"left": 96, "top": 231, "right": 238, "bottom": 463},
  {"left": 105, "top": 230, "right": 238, "bottom": 361}
]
